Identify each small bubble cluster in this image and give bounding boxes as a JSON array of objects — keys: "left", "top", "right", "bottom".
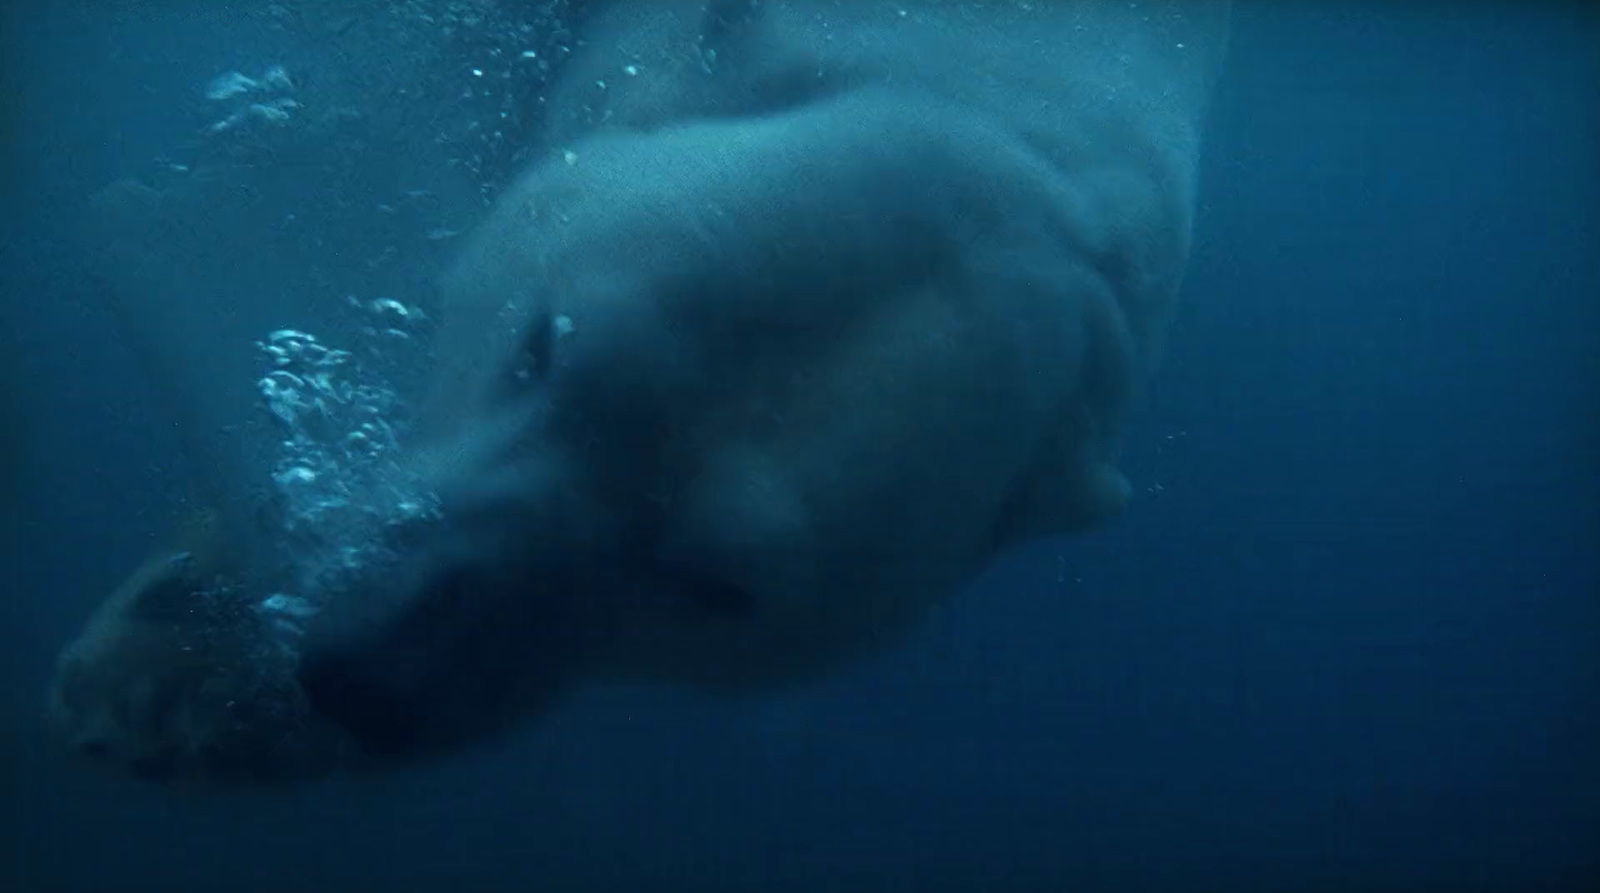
[{"left": 204, "top": 64, "right": 301, "bottom": 136}]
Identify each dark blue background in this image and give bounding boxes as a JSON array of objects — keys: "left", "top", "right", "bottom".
[{"left": 3, "top": 2, "right": 1596, "bottom": 891}]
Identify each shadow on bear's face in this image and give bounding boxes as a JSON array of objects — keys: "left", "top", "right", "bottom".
[{"left": 294, "top": 498, "right": 592, "bottom": 763}]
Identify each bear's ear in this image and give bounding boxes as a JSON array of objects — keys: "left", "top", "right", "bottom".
[{"left": 122, "top": 552, "right": 205, "bottom": 624}]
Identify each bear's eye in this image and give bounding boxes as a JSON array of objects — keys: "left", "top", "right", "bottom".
[{"left": 497, "top": 311, "right": 558, "bottom": 397}]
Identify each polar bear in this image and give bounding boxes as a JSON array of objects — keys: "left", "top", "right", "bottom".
[
  {"left": 52, "top": 0, "right": 1229, "bottom": 781},
  {"left": 295, "top": 0, "right": 1231, "bottom": 760}
]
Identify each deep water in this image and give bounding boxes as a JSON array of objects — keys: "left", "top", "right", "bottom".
[{"left": 2, "top": 2, "right": 1596, "bottom": 891}]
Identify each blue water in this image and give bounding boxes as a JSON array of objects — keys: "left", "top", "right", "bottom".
[{"left": 2, "top": 2, "right": 1596, "bottom": 891}]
